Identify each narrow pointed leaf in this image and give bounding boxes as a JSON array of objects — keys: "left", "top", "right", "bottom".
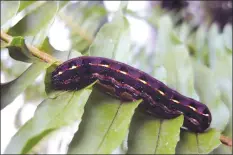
[
  {"left": 1, "top": 62, "right": 50, "bottom": 109},
  {"left": 127, "top": 112, "right": 183, "bottom": 154},
  {"left": 7, "top": 36, "right": 35, "bottom": 62},
  {"left": 89, "top": 11, "right": 130, "bottom": 63},
  {"left": 67, "top": 9, "right": 136, "bottom": 154},
  {"left": 4, "top": 86, "right": 93, "bottom": 154},
  {"left": 213, "top": 144, "right": 232, "bottom": 154},
  {"left": 68, "top": 88, "right": 142, "bottom": 154},
  {"left": 192, "top": 61, "right": 230, "bottom": 131},
  {"left": 8, "top": 1, "right": 59, "bottom": 36},
  {"left": 155, "top": 15, "right": 174, "bottom": 54},
  {"left": 176, "top": 129, "right": 221, "bottom": 154},
  {"left": 152, "top": 38, "right": 223, "bottom": 154},
  {"left": 60, "top": 1, "right": 107, "bottom": 52},
  {"left": 39, "top": 37, "right": 71, "bottom": 61},
  {"left": 222, "top": 24, "right": 232, "bottom": 52},
  {"left": 1, "top": 1, "right": 20, "bottom": 27},
  {"left": 18, "top": 1, "right": 37, "bottom": 12}
]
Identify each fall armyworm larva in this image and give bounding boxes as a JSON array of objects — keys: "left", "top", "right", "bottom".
[{"left": 51, "top": 56, "right": 212, "bottom": 133}]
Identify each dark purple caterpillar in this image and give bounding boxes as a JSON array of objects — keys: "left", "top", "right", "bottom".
[{"left": 51, "top": 56, "right": 212, "bottom": 133}]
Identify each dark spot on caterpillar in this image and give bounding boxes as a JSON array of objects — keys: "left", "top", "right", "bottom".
[
  {"left": 135, "top": 84, "right": 144, "bottom": 92},
  {"left": 203, "top": 108, "right": 210, "bottom": 115},
  {"left": 189, "top": 102, "right": 198, "bottom": 110},
  {"left": 118, "top": 78, "right": 125, "bottom": 84},
  {"left": 68, "top": 61, "right": 77, "bottom": 68},
  {"left": 82, "top": 59, "right": 91, "bottom": 66},
  {"left": 186, "top": 112, "right": 192, "bottom": 117},
  {"left": 100, "top": 60, "right": 110, "bottom": 65},
  {"left": 51, "top": 56, "right": 212, "bottom": 133},
  {"left": 119, "top": 66, "right": 128, "bottom": 74},
  {"left": 154, "top": 96, "right": 160, "bottom": 102},
  {"left": 172, "top": 95, "right": 181, "bottom": 102},
  {"left": 160, "top": 86, "right": 166, "bottom": 92},
  {"left": 100, "top": 68, "right": 108, "bottom": 75}
]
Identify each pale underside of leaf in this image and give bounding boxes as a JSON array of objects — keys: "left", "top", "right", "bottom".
[
  {"left": 1, "top": 62, "right": 50, "bottom": 110},
  {"left": 8, "top": 1, "right": 59, "bottom": 37},
  {"left": 18, "top": 1, "right": 37, "bottom": 12},
  {"left": 151, "top": 22, "right": 223, "bottom": 154},
  {"left": 192, "top": 61, "right": 230, "bottom": 132},
  {"left": 176, "top": 129, "right": 221, "bottom": 154},
  {"left": 127, "top": 112, "right": 184, "bottom": 154},
  {"left": 1, "top": 1, "right": 20, "bottom": 29},
  {"left": 89, "top": 11, "right": 131, "bottom": 63},
  {"left": 60, "top": 1, "right": 107, "bottom": 53},
  {"left": 68, "top": 88, "right": 142, "bottom": 154},
  {"left": 4, "top": 86, "right": 93, "bottom": 154}
]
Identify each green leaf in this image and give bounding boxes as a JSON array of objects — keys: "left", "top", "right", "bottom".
[
  {"left": 192, "top": 61, "right": 230, "bottom": 131},
  {"left": 67, "top": 11, "right": 134, "bottom": 153},
  {"left": 170, "top": 30, "right": 182, "bottom": 45},
  {"left": 119, "top": 1, "right": 128, "bottom": 11},
  {"left": 7, "top": 36, "right": 35, "bottom": 62},
  {"left": 68, "top": 89, "right": 142, "bottom": 154},
  {"left": 29, "top": 1, "right": 68, "bottom": 48},
  {"left": 154, "top": 45, "right": 197, "bottom": 98},
  {"left": 39, "top": 37, "right": 57, "bottom": 55},
  {"left": 6, "top": 1, "right": 61, "bottom": 63},
  {"left": 127, "top": 112, "right": 184, "bottom": 154},
  {"left": 146, "top": 5, "right": 165, "bottom": 28},
  {"left": 44, "top": 63, "right": 64, "bottom": 98},
  {"left": 1, "top": 1, "right": 20, "bottom": 28},
  {"left": 18, "top": 1, "right": 37, "bottom": 12},
  {"left": 8, "top": 1, "right": 59, "bottom": 36},
  {"left": 213, "top": 144, "right": 232, "bottom": 154},
  {"left": 176, "top": 129, "right": 221, "bottom": 154},
  {"left": 60, "top": 2, "right": 107, "bottom": 52},
  {"left": 1, "top": 62, "right": 50, "bottom": 110},
  {"left": 178, "top": 22, "right": 191, "bottom": 43},
  {"left": 89, "top": 11, "right": 131, "bottom": 63},
  {"left": 195, "top": 25, "right": 207, "bottom": 54},
  {"left": 130, "top": 45, "right": 150, "bottom": 72},
  {"left": 222, "top": 24, "right": 232, "bottom": 51},
  {"left": 4, "top": 86, "right": 93, "bottom": 154},
  {"left": 207, "top": 23, "right": 222, "bottom": 68},
  {"left": 40, "top": 37, "right": 76, "bottom": 61},
  {"left": 152, "top": 43, "right": 223, "bottom": 154},
  {"left": 155, "top": 15, "right": 174, "bottom": 54}
]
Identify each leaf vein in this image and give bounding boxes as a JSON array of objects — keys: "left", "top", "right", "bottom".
[
  {"left": 96, "top": 102, "right": 122, "bottom": 152},
  {"left": 154, "top": 119, "right": 163, "bottom": 154}
]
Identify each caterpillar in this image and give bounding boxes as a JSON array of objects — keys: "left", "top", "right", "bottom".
[{"left": 51, "top": 56, "right": 212, "bottom": 133}]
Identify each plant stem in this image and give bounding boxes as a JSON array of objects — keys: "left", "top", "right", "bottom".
[
  {"left": 1, "top": 30, "right": 62, "bottom": 64},
  {"left": 1, "top": 30, "right": 12, "bottom": 43},
  {"left": 220, "top": 135, "right": 232, "bottom": 148}
]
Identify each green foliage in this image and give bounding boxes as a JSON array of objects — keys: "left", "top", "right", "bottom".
[
  {"left": 89, "top": 11, "right": 131, "bottom": 63},
  {"left": 68, "top": 89, "right": 142, "bottom": 154},
  {"left": 1, "top": 1, "right": 20, "bottom": 29},
  {"left": 1, "top": 62, "right": 50, "bottom": 109},
  {"left": 8, "top": 2, "right": 59, "bottom": 37},
  {"left": 1, "top": 1, "right": 232, "bottom": 154},
  {"left": 4, "top": 87, "right": 93, "bottom": 154},
  {"left": 7, "top": 36, "right": 35, "bottom": 62},
  {"left": 128, "top": 113, "right": 184, "bottom": 154},
  {"left": 59, "top": 1, "right": 107, "bottom": 53},
  {"left": 176, "top": 129, "right": 221, "bottom": 154}
]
